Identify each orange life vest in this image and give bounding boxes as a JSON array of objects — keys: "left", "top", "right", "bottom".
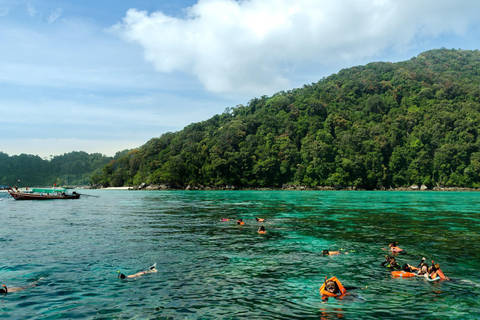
[
  {"left": 319, "top": 277, "right": 347, "bottom": 298},
  {"left": 258, "top": 231, "right": 266, "bottom": 234}
]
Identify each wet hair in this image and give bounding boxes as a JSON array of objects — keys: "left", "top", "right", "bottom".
[
  {"left": 0, "top": 284, "right": 7, "bottom": 295},
  {"left": 387, "top": 256, "right": 396, "bottom": 263},
  {"left": 402, "top": 263, "right": 412, "bottom": 272},
  {"left": 430, "top": 263, "right": 440, "bottom": 272},
  {"left": 259, "top": 226, "right": 266, "bottom": 231},
  {"left": 322, "top": 250, "right": 330, "bottom": 256},
  {"left": 118, "top": 273, "right": 126, "bottom": 279}
]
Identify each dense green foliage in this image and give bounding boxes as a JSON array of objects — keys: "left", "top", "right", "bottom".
[
  {"left": 0, "top": 151, "right": 114, "bottom": 187},
  {"left": 95, "top": 49, "right": 480, "bottom": 189}
]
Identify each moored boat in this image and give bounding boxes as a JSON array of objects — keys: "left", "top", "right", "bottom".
[{"left": 7, "top": 187, "right": 80, "bottom": 200}]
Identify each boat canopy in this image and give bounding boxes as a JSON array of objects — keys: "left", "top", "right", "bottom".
[{"left": 31, "top": 188, "right": 68, "bottom": 193}]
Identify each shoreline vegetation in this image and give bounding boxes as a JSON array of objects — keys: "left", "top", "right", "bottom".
[{"left": 90, "top": 184, "right": 480, "bottom": 192}]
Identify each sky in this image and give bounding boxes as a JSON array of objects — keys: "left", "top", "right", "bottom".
[{"left": 1, "top": 0, "right": 480, "bottom": 159}]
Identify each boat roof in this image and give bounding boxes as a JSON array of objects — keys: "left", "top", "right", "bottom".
[{"left": 31, "top": 188, "right": 68, "bottom": 193}]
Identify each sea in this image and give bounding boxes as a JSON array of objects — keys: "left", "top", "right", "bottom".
[{"left": 0, "top": 190, "right": 479, "bottom": 319}]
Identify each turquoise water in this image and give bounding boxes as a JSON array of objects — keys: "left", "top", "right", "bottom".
[{"left": 0, "top": 190, "right": 479, "bottom": 319}]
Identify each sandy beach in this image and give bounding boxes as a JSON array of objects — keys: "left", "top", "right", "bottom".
[{"left": 101, "top": 187, "right": 132, "bottom": 190}]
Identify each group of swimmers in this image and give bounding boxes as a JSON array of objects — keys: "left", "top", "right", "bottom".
[
  {"left": 380, "top": 242, "right": 449, "bottom": 281},
  {"left": 319, "top": 241, "right": 449, "bottom": 301},
  {"left": 220, "top": 217, "right": 267, "bottom": 234}
]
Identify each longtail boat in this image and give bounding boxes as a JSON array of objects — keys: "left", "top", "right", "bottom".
[{"left": 7, "top": 187, "right": 80, "bottom": 200}]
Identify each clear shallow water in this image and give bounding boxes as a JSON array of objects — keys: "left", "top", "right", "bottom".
[{"left": 0, "top": 190, "right": 479, "bottom": 319}]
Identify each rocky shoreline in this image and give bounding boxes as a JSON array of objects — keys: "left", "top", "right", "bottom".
[{"left": 87, "top": 183, "right": 480, "bottom": 192}]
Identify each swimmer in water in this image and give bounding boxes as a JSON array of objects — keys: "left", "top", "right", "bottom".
[
  {"left": 258, "top": 225, "right": 266, "bottom": 234},
  {"left": 385, "top": 241, "right": 405, "bottom": 253},
  {"left": 401, "top": 257, "right": 426, "bottom": 272},
  {"left": 416, "top": 261, "right": 429, "bottom": 276},
  {"left": 220, "top": 218, "right": 230, "bottom": 221},
  {"left": 380, "top": 256, "right": 402, "bottom": 270},
  {"left": 426, "top": 261, "right": 449, "bottom": 281},
  {"left": 320, "top": 276, "right": 360, "bottom": 300},
  {"left": 118, "top": 263, "right": 157, "bottom": 279},
  {"left": 0, "top": 277, "right": 43, "bottom": 295},
  {"left": 236, "top": 219, "right": 245, "bottom": 225},
  {"left": 322, "top": 249, "right": 348, "bottom": 256},
  {"left": 255, "top": 218, "right": 266, "bottom": 222}
]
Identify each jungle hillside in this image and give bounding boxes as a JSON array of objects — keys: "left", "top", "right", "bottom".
[
  {"left": 0, "top": 151, "right": 120, "bottom": 187},
  {"left": 94, "top": 48, "right": 480, "bottom": 190}
]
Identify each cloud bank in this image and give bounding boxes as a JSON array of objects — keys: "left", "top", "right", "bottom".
[{"left": 115, "top": 0, "right": 480, "bottom": 96}]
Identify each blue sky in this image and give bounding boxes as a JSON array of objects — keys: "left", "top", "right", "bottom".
[{"left": 1, "top": 0, "right": 480, "bottom": 158}]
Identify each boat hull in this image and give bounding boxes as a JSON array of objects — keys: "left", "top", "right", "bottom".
[{"left": 7, "top": 188, "right": 80, "bottom": 200}]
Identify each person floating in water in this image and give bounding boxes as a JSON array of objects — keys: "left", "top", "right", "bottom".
[
  {"left": 255, "top": 218, "right": 266, "bottom": 223},
  {"left": 380, "top": 256, "right": 402, "bottom": 270},
  {"left": 118, "top": 263, "right": 157, "bottom": 279},
  {"left": 416, "top": 260, "right": 429, "bottom": 276},
  {"left": 0, "top": 277, "right": 43, "bottom": 295},
  {"left": 236, "top": 219, "right": 245, "bottom": 225},
  {"left": 425, "top": 261, "right": 449, "bottom": 281},
  {"left": 401, "top": 257, "right": 426, "bottom": 273},
  {"left": 258, "top": 225, "right": 266, "bottom": 234},
  {"left": 384, "top": 241, "right": 405, "bottom": 253},
  {"left": 319, "top": 276, "right": 360, "bottom": 301},
  {"left": 220, "top": 218, "right": 230, "bottom": 221},
  {"left": 322, "top": 249, "right": 348, "bottom": 256}
]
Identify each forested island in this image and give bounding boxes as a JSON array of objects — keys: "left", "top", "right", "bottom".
[
  {"left": 91, "top": 49, "right": 480, "bottom": 190},
  {"left": 3, "top": 48, "right": 480, "bottom": 190},
  {"left": 0, "top": 151, "right": 121, "bottom": 187}
]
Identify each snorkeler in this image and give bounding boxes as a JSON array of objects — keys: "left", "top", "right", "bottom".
[
  {"left": 236, "top": 219, "right": 245, "bottom": 225},
  {"left": 384, "top": 241, "right": 405, "bottom": 253},
  {"left": 322, "top": 249, "right": 348, "bottom": 256},
  {"left": 380, "top": 255, "right": 402, "bottom": 270},
  {"left": 118, "top": 263, "right": 157, "bottom": 279},
  {"left": 416, "top": 261, "right": 429, "bottom": 276},
  {"left": 258, "top": 225, "right": 266, "bottom": 234},
  {"left": 255, "top": 218, "right": 266, "bottom": 222},
  {"left": 425, "top": 261, "right": 449, "bottom": 281},
  {"left": 0, "top": 277, "right": 43, "bottom": 295},
  {"left": 401, "top": 258, "right": 426, "bottom": 272},
  {"left": 319, "top": 276, "right": 360, "bottom": 301}
]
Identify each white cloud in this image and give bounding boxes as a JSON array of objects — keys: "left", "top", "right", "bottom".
[
  {"left": 47, "top": 8, "right": 62, "bottom": 24},
  {"left": 114, "top": 0, "right": 480, "bottom": 96},
  {"left": 26, "top": 2, "right": 36, "bottom": 17}
]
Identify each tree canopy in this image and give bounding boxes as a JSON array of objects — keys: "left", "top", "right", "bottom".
[
  {"left": 0, "top": 151, "right": 114, "bottom": 187},
  {"left": 95, "top": 48, "right": 480, "bottom": 189}
]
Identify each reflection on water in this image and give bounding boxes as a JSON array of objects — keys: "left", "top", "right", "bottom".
[{"left": 0, "top": 190, "right": 479, "bottom": 318}]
